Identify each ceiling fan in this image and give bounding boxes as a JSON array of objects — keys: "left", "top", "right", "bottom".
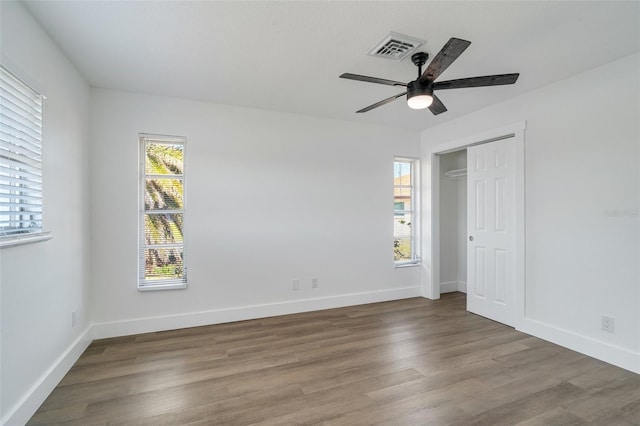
[{"left": 340, "top": 37, "right": 519, "bottom": 115}]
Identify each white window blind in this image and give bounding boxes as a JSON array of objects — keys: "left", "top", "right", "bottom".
[
  {"left": 139, "top": 134, "right": 187, "bottom": 290},
  {"left": 0, "top": 65, "right": 44, "bottom": 242}
]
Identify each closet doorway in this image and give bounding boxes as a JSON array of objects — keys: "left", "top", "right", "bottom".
[
  {"left": 429, "top": 123, "right": 525, "bottom": 328},
  {"left": 438, "top": 149, "right": 468, "bottom": 296}
]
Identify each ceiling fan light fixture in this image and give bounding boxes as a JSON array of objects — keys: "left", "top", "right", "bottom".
[
  {"left": 406, "top": 81, "right": 433, "bottom": 109},
  {"left": 407, "top": 94, "right": 433, "bottom": 109}
]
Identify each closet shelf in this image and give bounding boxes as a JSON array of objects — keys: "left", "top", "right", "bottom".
[{"left": 443, "top": 168, "right": 467, "bottom": 179}]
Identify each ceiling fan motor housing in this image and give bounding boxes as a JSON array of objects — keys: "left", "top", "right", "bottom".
[{"left": 406, "top": 80, "right": 433, "bottom": 101}]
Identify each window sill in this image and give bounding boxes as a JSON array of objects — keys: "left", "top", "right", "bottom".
[
  {"left": 0, "top": 231, "right": 52, "bottom": 248},
  {"left": 138, "top": 282, "right": 187, "bottom": 292},
  {"left": 394, "top": 262, "right": 421, "bottom": 269}
]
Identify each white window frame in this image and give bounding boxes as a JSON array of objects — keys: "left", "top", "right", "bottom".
[
  {"left": 394, "top": 156, "right": 421, "bottom": 266},
  {"left": 0, "top": 64, "right": 51, "bottom": 248},
  {"left": 139, "top": 134, "right": 187, "bottom": 291}
]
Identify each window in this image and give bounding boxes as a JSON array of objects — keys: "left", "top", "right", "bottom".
[
  {"left": 0, "top": 65, "right": 48, "bottom": 247},
  {"left": 394, "top": 201, "right": 405, "bottom": 215},
  {"left": 139, "top": 134, "right": 186, "bottom": 290},
  {"left": 394, "top": 157, "right": 420, "bottom": 265}
]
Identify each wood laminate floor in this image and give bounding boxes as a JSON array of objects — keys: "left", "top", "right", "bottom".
[{"left": 29, "top": 293, "right": 640, "bottom": 425}]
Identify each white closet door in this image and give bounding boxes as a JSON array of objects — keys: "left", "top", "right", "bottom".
[{"left": 467, "top": 138, "right": 516, "bottom": 326}]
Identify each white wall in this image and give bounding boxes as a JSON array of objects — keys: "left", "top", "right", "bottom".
[
  {"left": 0, "top": 2, "right": 92, "bottom": 424},
  {"left": 422, "top": 53, "right": 640, "bottom": 372},
  {"left": 90, "top": 89, "right": 422, "bottom": 336}
]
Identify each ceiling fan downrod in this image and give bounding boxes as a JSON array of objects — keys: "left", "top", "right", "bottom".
[{"left": 411, "top": 52, "right": 429, "bottom": 79}]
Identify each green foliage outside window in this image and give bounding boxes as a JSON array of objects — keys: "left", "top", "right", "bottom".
[{"left": 143, "top": 142, "right": 185, "bottom": 282}]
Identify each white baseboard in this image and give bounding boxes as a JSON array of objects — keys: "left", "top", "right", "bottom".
[
  {"left": 92, "top": 286, "right": 422, "bottom": 339},
  {"left": 518, "top": 318, "right": 640, "bottom": 375},
  {"left": 440, "top": 281, "right": 458, "bottom": 293},
  {"left": 2, "top": 326, "right": 93, "bottom": 426},
  {"left": 440, "top": 281, "right": 467, "bottom": 294}
]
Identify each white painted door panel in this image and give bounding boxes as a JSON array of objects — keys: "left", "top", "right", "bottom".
[{"left": 467, "top": 139, "right": 515, "bottom": 326}]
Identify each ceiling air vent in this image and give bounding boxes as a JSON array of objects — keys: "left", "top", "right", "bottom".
[{"left": 368, "top": 32, "right": 426, "bottom": 61}]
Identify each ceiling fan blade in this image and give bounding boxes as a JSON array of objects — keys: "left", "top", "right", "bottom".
[
  {"left": 433, "top": 73, "right": 520, "bottom": 90},
  {"left": 340, "top": 73, "right": 407, "bottom": 87},
  {"left": 419, "top": 38, "right": 471, "bottom": 83},
  {"left": 356, "top": 92, "right": 407, "bottom": 113},
  {"left": 428, "top": 93, "right": 447, "bottom": 115}
]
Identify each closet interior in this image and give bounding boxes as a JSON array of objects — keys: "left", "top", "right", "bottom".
[{"left": 439, "top": 149, "right": 468, "bottom": 294}]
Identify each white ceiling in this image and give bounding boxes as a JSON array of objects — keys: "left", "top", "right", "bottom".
[{"left": 22, "top": 1, "right": 640, "bottom": 131}]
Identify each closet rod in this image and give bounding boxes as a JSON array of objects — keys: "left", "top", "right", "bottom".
[{"left": 443, "top": 168, "right": 467, "bottom": 179}]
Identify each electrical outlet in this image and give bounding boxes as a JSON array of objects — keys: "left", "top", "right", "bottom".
[
  {"left": 601, "top": 315, "right": 614, "bottom": 333},
  {"left": 71, "top": 310, "right": 77, "bottom": 328},
  {"left": 292, "top": 279, "right": 299, "bottom": 291},
  {"left": 312, "top": 278, "right": 319, "bottom": 289}
]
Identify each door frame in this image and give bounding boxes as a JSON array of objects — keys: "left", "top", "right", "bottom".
[{"left": 423, "top": 121, "right": 526, "bottom": 328}]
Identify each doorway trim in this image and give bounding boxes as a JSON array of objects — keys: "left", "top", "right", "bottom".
[{"left": 424, "top": 121, "right": 526, "bottom": 328}]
